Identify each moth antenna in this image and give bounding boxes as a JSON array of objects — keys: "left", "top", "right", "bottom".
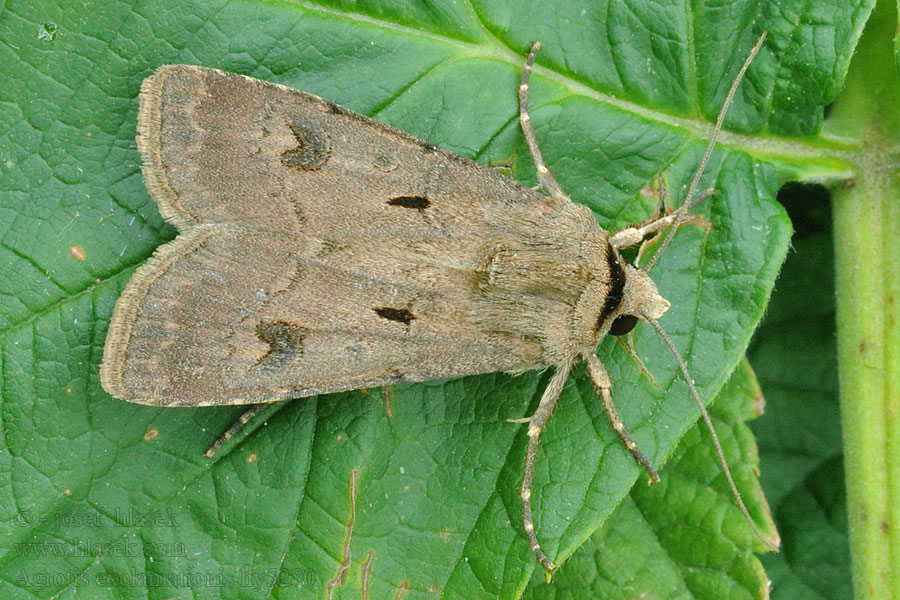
[
  {"left": 646, "top": 317, "right": 779, "bottom": 552},
  {"left": 643, "top": 31, "right": 767, "bottom": 272}
]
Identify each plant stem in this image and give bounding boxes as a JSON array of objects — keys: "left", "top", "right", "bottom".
[{"left": 829, "top": 1, "right": 900, "bottom": 598}]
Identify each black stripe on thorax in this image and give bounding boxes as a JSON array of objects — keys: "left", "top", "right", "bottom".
[{"left": 595, "top": 244, "right": 626, "bottom": 332}]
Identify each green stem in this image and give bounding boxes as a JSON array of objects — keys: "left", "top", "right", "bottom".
[{"left": 829, "top": 1, "right": 900, "bottom": 598}]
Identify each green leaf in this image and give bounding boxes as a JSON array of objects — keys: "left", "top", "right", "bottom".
[
  {"left": 3, "top": 0, "right": 867, "bottom": 598},
  {"left": 524, "top": 360, "right": 772, "bottom": 600}
]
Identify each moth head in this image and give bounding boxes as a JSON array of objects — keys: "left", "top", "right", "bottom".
[
  {"left": 577, "top": 256, "right": 670, "bottom": 349},
  {"left": 617, "top": 264, "right": 670, "bottom": 328}
]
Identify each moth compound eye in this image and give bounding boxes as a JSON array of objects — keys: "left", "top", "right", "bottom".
[{"left": 609, "top": 314, "right": 638, "bottom": 336}]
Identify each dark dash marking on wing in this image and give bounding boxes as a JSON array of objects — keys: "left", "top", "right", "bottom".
[
  {"left": 387, "top": 196, "right": 430, "bottom": 210},
  {"left": 281, "top": 115, "right": 329, "bottom": 171},
  {"left": 252, "top": 320, "right": 307, "bottom": 373},
  {"left": 374, "top": 307, "right": 416, "bottom": 326}
]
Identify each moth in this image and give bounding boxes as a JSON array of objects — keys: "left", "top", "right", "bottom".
[{"left": 101, "top": 34, "right": 775, "bottom": 572}]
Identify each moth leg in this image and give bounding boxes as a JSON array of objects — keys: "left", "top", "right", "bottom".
[
  {"left": 611, "top": 187, "right": 716, "bottom": 250},
  {"left": 488, "top": 154, "right": 517, "bottom": 179},
  {"left": 656, "top": 173, "right": 671, "bottom": 214},
  {"left": 635, "top": 174, "right": 668, "bottom": 224},
  {"left": 507, "top": 416, "right": 531, "bottom": 424},
  {"left": 204, "top": 404, "right": 268, "bottom": 459},
  {"left": 583, "top": 353, "right": 660, "bottom": 484},
  {"left": 615, "top": 336, "right": 661, "bottom": 390},
  {"left": 519, "top": 42, "right": 570, "bottom": 202},
  {"left": 633, "top": 211, "right": 713, "bottom": 266},
  {"left": 647, "top": 174, "right": 713, "bottom": 231},
  {"left": 521, "top": 357, "right": 575, "bottom": 574},
  {"left": 631, "top": 182, "right": 714, "bottom": 265},
  {"left": 628, "top": 174, "right": 672, "bottom": 247}
]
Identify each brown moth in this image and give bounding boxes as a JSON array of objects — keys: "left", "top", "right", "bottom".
[{"left": 101, "top": 34, "right": 775, "bottom": 572}]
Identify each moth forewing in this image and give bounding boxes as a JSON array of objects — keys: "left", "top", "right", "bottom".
[{"left": 102, "top": 64, "right": 615, "bottom": 406}]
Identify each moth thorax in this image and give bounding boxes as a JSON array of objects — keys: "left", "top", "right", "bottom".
[{"left": 621, "top": 265, "right": 670, "bottom": 320}]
